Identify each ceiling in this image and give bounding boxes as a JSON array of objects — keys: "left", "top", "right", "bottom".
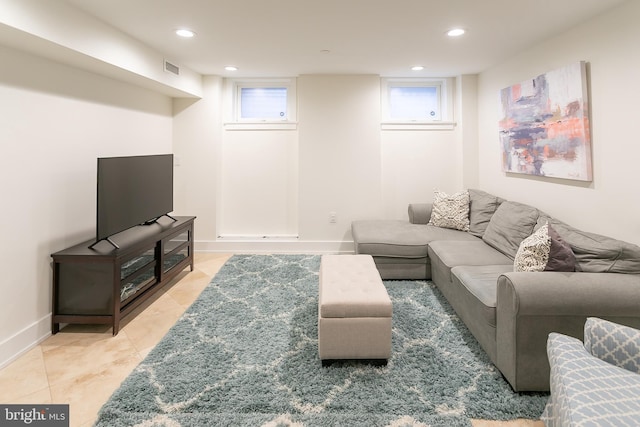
[{"left": 62, "top": 0, "right": 626, "bottom": 78}]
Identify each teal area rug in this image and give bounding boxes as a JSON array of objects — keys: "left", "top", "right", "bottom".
[{"left": 96, "top": 254, "right": 547, "bottom": 426}]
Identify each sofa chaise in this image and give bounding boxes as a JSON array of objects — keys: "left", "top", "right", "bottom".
[{"left": 351, "top": 189, "right": 640, "bottom": 391}]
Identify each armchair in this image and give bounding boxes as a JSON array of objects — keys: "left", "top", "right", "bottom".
[{"left": 542, "top": 317, "right": 640, "bottom": 426}]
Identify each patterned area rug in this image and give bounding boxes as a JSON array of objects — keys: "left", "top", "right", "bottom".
[{"left": 96, "top": 254, "right": 547, "bottom": 426}]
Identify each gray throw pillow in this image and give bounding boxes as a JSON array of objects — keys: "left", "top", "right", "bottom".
[
  {"left": 545, "top": 224, "right": 576, "bottom": 272},
  {"left": 468, "top": 189, "right": 501, "bottom": 238},
  {"left": 482, "top": 201, "right": 539, "bottom": 259}
]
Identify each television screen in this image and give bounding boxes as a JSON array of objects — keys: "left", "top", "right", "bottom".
[{"left": 96, "top": 154, "right": 174, "bottom": 242}]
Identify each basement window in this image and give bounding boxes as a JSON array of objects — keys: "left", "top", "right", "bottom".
[
  {"left": 240, "top": 87, "right": 288, "bottom": 119},
  {"left": 381, "top": 78, "right": 455, "bottom": 130},
  {"left": 226, "top": 78, "right": 297, "bottom": 130}
]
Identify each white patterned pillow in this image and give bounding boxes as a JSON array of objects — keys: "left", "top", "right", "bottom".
[
  {"left": 514, "top": 222, "right": 551, "bottom": 272},
  {"left": 428, "top": 190, "right": 470, "bottom": 232}
]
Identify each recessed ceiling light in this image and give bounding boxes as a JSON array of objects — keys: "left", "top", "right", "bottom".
[
  {"left": 225, "top": 66, "right": 238, "bottom": 71},
  {"left": 447, "top": 28, "right": 465, "bottom": 37},
  {"left": 175, "top": 29, "right": 195, "bottom": 38},
  {"left": 411, "top": 66, "right": 425, "bottom": 71}
]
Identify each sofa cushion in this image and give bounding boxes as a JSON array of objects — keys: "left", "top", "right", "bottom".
[
  {"left": 429, "top": 240, "right": 514, "bottom": 268},
  {"left": 428, "top": 240, "right": 513, "bottom": 283},
  {"left": 483, "top": 201, "right": 539, "bottom": 259},
  {"left": 351, "top": 220, "right": 477, "bottom": 259},
  {"left": 352, "top": 220, "right": 428, "bottom": 258},
  {"left": 537, "top": 214, "right": 640, "bottom": 274},
  {"left": 451, "top": 264, "right": 514, "bottom": 327},
  {"left": 428, "top": 190, "right": 470, "bottom": 231},
  {"left": 468, "top": 189, "right": 501, "bottom": 238}
]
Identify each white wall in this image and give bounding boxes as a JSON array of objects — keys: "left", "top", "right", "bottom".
[
  {"left": 378, "top": 76, "right": 475, "bottom": 221},
  {"left": 297, "top": 75, "right": 382, "bottom": 246},
  {"left": 173, "top": 76, "right": 223, "bottom": 242},
  {"left": 458, "top": 74, "right": 479, "bottom": 189},
  {"left": 218, "top": 77, "right": 299, "bottom": 238},
  {"left": 0, "top": 45, "right": 173, "bottom": 368},
  {"left": 173, "top": 74, "right": 470, "bottom": 252},
  {"left": 477, "top": 0, "right": 640, "bottom": 245},
  {"left": 219, "top": 129, "right": 299, "bottom": 237},
  {"left": 0, "top": 0, "right": 202, "bottom": 97},
  {"left": 381, "top": 129, "right": 461, "bottom": 220}
]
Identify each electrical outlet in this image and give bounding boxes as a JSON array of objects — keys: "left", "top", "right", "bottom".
[{"left": 329, "top": 212, "right": 337, "bottom": 224}]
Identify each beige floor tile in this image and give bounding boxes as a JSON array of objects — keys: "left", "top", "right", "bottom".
[
  {"left": 40, "top": 324, "right": 114, "bottom": 353},
  {"left": 166, "top": 269, "right": 212, "bottom": 307},
  {"left": 42, "top": 330, "right": 139, "bottom": 387},
  {"left": 120, "top": 292, "right": 185, "bottom": 354},
  {"left": 194, "top": 252, "right": 232, "bottom": 277},
  {"left": 0, "top": 346, "right": 49, "bottom": 402},
  {"left": 5, "top": 387, "right": 52, "bottom": 404},
  {"left": 49, "top": 351, "right": 142, "bottom": 427}
]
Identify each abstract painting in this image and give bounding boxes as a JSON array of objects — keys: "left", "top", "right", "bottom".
[{"left": 499, "top": 61, "right": 592, "bottom": 181}]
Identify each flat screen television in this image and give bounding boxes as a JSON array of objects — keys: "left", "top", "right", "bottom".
[{"left": 94, "top": 154, "right": 174, "bottom": 247}]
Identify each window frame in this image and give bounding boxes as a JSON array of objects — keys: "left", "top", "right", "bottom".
[
  {"left": 381, "top": 77, "right": 456, "bottom": 130},
  {"left": 226, "top": 78, "right": 297, "bottom": 130}
]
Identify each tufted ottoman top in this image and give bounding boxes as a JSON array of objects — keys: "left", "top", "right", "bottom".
[{"left": 319, "top": 255, "right": 392, "bottom": 318}]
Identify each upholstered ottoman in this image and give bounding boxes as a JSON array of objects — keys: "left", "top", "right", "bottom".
[{"left": 318, "top": 254, "right": 392, "bottom": 362}]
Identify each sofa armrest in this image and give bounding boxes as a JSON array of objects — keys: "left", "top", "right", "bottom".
[
  {"left": 543, "top": 331, "right": 640, "bottom": 426},
  {"left": 584, "top": 317, "right": 640, "bottom": 374},
  {"left": 408, "top": 203, "right": 432, "bottom": 224},
  {"left": 496, "top": 271, "right": 640, "bottom": 391}
]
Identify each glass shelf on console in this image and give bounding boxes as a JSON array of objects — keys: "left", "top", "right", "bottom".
[
  {"left": 163, "top": 230, "right": 190, "bottom": 273},
  {"left": 120, "top": 247, "right": 157, "bottom": 303}
]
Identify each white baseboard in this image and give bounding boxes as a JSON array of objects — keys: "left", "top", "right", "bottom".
[
  {"left": 194, "top": 239, "right": 355, "bottom": 254},
  {"left": 0, "top": 314, "right": 51, "bottom": 370}
]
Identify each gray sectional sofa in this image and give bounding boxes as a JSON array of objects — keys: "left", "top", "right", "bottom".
[{"left": 351, "top": 189, "right": 640, "bottom": 391}]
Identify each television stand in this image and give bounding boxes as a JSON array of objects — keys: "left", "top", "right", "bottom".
[{"left": 51, "top": 216, "right": 196, "bottom": 335}]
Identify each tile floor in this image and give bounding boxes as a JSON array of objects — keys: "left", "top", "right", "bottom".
[{"left": 0, "top": 252, "right": 543, "bottom": 427}]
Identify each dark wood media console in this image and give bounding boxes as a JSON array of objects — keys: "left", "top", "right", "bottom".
[{"left": 51, "top": 216, "right": 196, "bottom": 335}]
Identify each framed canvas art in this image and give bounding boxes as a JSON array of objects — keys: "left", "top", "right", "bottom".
[{"left": 498, "top": 61, "right": 592, "bottom": 181}]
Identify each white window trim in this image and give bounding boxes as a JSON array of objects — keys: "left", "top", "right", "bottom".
[
  {"left": 225, "top": 78, "right": 297, "bottom": 130},
  {"left": 381, "top": 77, "right": 456, "bottom": 130}
]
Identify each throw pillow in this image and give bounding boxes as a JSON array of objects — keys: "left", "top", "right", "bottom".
[
  {"left": 545, "top": 224, "right": 576, "bottom": 272},
  {"left": 514, "top": 222, "right": 551, "bottom": 272},
  {"left": 428, "top": 190, "right": 470, "bottom": 232},
  {"left": 514, "top": 222, "right": 578, "bottom": 272}
]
